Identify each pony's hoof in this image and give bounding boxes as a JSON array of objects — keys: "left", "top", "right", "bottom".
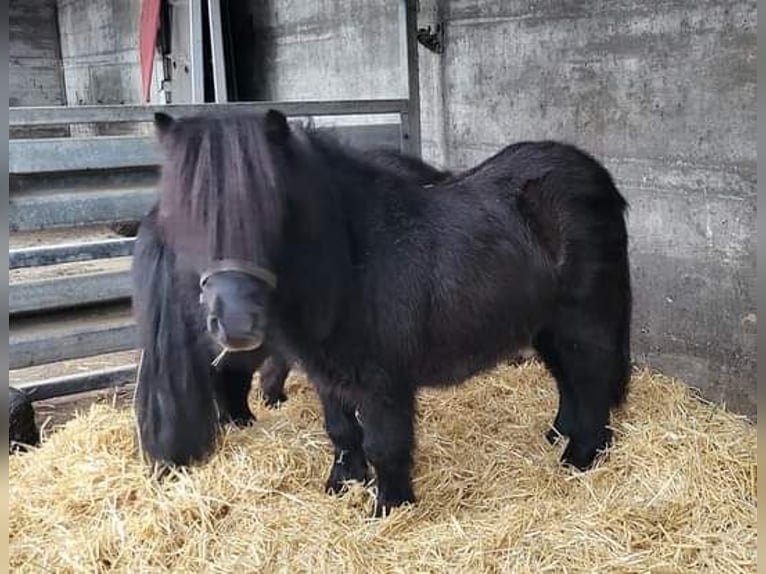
[
  {"left": 263, "top": 392, "right": 288, "bottom": 408},
  {"left": 545, "top": 427, "right": 563, "bottom": 445},
  {"left": 325, "top": 455, "right": 368, "bottom": 494},
  {"left": 231, "top": 415, "right": 256, "bottom": 428},
  {"left": 372, "top": 489, "right": 415, "bottom": 518},
  {"left": 561, "top": 428, "right": 612, "bottom": 470},
  {"left": 220, "top": 411, "right": 256, "bottom": 428}
]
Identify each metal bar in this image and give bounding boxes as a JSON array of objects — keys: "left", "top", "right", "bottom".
[
  {"left": 15, "top": 365, "right": 137, "bottom": 402},
  {"left": 207, "top": 0, "right": 228, "bottom": 102},
  {"left": 189, "top": 0, "right": 205, "bottom": 103},
  {"left": 10, "top": 307, "right": 137, "bottom": 369},
  {"left": 9, "top": 99, "right": 410, "bottom": 126},
  {"left": 399, "top": 0, "right": 422, "bottom": 157},
  {"left": 10, "top": 269, "right": 132, "bottom": 315},
  {"left": 10, "top": 121, "right": 403, "bottom": 178},
  {"left": 323, "top": 123, "right": 402, "bottom": 151},
  {"left": 10, "top": 239, "right": 136, "bottom": 269},
  {"left": 399, "top": 111, "right": 410, "bottom": 153},
  {"left": 10, "top": 188, "right": 157, "bottom": 232},
  {"left": 10, "top": 136, "right": 159, "bottom": 173}
]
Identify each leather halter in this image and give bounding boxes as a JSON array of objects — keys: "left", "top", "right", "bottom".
[{"left": 199, "top": 259, "right": 278, "bottom": 289}]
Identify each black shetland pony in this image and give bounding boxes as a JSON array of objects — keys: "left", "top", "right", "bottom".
[
  {"left": 131, "top": 142, "right": 451, "bottom": 468},
  {"left": 144, "top": 110, "right": 631, "bottom": 516}
]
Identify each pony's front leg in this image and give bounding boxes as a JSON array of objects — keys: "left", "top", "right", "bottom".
[
  {"left": 359, "top": 389, "right": 416, "bottom": 516},
  {"left": 319, "top": 389, "right": 369, "bottom": 493},
  {"left": 259, "top": 352, "right": 291, "bottom": 407},
  {"left": 213, "top": 365, "right": 256, "bottom": 427}
]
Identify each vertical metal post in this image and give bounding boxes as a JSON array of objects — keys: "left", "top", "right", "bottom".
[
  {"left": 189, "top": 0, "right": 205, "bottom": 103},
  {"left": 207, "top": 0, "right": 228, "bottom": 102},
  {"left": 399, "top": 0, "right": 421, "bottom": 157}
]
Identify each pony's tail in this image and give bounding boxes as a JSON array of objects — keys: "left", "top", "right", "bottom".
[
  {"left": 605, "top": 183, "right": 632, "bottom": 410},
  {"left": 610, "top": 254, "right": 633, "bottom": 409},
  {"left": 132, "top": 207, "right": 218, "bottom": 467}
]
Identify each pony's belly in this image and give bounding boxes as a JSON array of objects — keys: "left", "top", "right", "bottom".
[{"left": 415, "top": 335, "right": 532, "bottom": 388}]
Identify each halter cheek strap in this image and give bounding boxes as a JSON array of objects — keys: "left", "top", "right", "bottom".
[{"left": 199, "top": 258, "right": 278, "bottom": 289}]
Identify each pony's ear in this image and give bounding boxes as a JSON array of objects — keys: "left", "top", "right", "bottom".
[
  {"left": 154, "top": 112, "right": 175, "bottom": 136},
  {"left": 264, "top": 109, "right": 290, "bottom": 142}
]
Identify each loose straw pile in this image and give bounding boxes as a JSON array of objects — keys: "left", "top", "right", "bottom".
[{"left": 9, "top": 362, "right": 756, "bottom": 572}]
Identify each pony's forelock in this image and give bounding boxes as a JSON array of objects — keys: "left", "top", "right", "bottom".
[{"left": 157, "top": 113, "right": 286, "bottom": 266}]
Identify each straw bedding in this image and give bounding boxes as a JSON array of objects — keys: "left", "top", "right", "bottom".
[{"left": 9, "top": 362, "right": 756, "bottom": 573}]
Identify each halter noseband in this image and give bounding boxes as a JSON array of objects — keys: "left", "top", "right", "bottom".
[{"left": 199, "top": 259, "right": 278, "bottom": 289}]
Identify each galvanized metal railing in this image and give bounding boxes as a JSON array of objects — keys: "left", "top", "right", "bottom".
[{"left": 9, "top": 98, "right": 418, "bottom": 401}]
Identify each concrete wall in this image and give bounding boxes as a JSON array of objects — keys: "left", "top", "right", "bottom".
[
  {"left": 56, "top": 0, "right": 155, "bottom": 135},
  {"left": 231, "top": 1, "right": 407, "bottom": 102},
  {"left": 9, "top": 0, "right": 65, "bottom": 107},
  {"left": 9, "top": 0, "right": 68, "bottom": 137},
  {"left": 57, "top": 0, "right": 142, "bottom": 106},
  {"left": 430, "top": 0, "right": 757, "bottom": 417},
  {"left": 243, "top": 0, "right": 757, "bottom": 417}
]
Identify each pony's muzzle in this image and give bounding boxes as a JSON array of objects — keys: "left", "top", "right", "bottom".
[{"left": 206, "top": 313, "right": 264, "bottom": 351}]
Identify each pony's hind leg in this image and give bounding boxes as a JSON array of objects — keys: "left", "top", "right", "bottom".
[
  {"left": 319, "top": 389, "right": 369, "bottom": 494},
  {"left": 259, "top": 352, "right": 291, "bottom": 407},
  {"left": 536, "top": 325, "right": 621, "bottom": 470},
  {"left": 534, "top": 331, "right": 578, "bottom": 445},
  {"left": 358, "top": 388, "right": 416, "bottom": 516}
]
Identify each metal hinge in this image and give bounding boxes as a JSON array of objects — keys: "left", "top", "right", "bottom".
[{"left": 417, "top": 23, "right": 444, "bottom": 54}]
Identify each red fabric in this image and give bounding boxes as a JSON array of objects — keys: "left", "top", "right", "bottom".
[{"left": 139, "top": 0, "right": 162, "bottom": 103}]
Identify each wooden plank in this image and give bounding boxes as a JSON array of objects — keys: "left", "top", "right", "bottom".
[
  {"left": 10, "top": 238, "right": 136, "bottom": 269},
  {"left": 9, "top": 99, "right": 409, "bottom": 126},
  {"left": 10, "top": 136, "right": 159, "bottom": 173},
  {"left": 10, "top": 268, "right": 132, "bottom": 315},
  {"left": 10, "top": 305, "right": 137, "bottom": 369},
  {"left": 15, "top": 365, "right": 137, "bottom": 402},
  {"left": 9, "top": 187, "right": 157, "bottom": 231}
]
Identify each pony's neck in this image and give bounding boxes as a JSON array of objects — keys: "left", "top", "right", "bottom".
[{"left": 307, "top": 133, "right": 412, "bottom": 207}]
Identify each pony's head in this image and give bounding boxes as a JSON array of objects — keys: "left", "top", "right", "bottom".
[{"left": 154, "top": 109, "right": 349, "bottom": 351}]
